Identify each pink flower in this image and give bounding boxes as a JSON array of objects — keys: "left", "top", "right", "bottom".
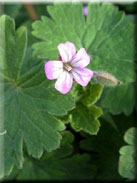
[
  {"left": 45, "top": 42, "right": 93, "bottom": 94},
  {"left": 83, "top": 6, "right": 88, "bottom": 16}
]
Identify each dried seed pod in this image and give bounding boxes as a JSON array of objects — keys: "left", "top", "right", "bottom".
[{"left": 94, "top": 71, "right": 120, "bottom": 86}]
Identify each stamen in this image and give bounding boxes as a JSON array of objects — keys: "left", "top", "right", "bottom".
[{"left": 63, "top": 63, "right": 72, "bottom": 72}]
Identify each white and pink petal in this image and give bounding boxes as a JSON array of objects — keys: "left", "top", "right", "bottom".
[
  {"left": 71, "top": 48, "right": 90, "bottom": 68},
  {"left": 58, "top": 42, "right": 76, "bottom": 63},
  {"left": 72, "top": 67, "right": 93, "bottom": 86},
  {"left": 45, "top": 61, "right": 63, "bottom": 80},
  {"left": 55, "top": 71, "right": 73, "bottom": 94}
]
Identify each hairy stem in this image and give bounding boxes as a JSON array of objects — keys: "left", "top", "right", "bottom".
[{"left": 24, "top": 3, "right": 38, "bottom": 20}]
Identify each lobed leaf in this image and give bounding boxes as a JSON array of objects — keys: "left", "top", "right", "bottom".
[
  {"left": 32, "top": 3, "right": 135, "bottom": 83},
  {"left": 82, "top": 83, "right": 103, "bottom": 106},
  {"left": 118, "top": 127, "right": 137, "bottom": 180},
  {"left": 0, "top": 15, "right": 75, "bottom": 178},
  {"left": 70, "top": 103, "right": 102, "bottom": 135},
  {"left": 80, "top": 115, "right": 135, "bottom": 180},
  {"left": 0, "top": 15, "right": 27, "bottom": 80},
  {"left": 98, "top": 83, "right": 135, "bottom": 116},
  {"left": 1, "top": 132, "right": 97, "bottom": 181},
  {"left": 85, "top": 4, "right": 135, "bottom": 83},
  {"left": 32, "top": 4, "right": 85, "bottom": 60}
]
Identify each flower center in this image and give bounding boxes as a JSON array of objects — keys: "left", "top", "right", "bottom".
[{"left": 63, "top": 63, "right": 72, "bottom": 72}]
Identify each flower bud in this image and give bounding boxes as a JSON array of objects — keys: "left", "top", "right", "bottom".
[{"left": 94, "top": 71, "right": 120, "bottom": 86}]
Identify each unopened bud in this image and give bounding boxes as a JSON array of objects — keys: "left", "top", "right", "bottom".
[{"left": 94, "top": 72, "right": 120, "bottom": 86}]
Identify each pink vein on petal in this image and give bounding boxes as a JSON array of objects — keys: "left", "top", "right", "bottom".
[
  {"left": 71, "top": 48, "right": 90, "bottom": 68},
  {"left": 72, "top": 67, "right": 93, "bottom": 86},
  {"left": 58, "top": 42, "right": 76, "bottom": 63}
]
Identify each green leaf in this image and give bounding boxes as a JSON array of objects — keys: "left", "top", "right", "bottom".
[
  {"left": 118, "top": 127, "right": 137, "bottom": 179},
  {"left": 0, "top": 15, "right": 75, "bottom": 179},
  {"left": 20, "top": 20, "right": 41, "bottom": 75},
  {"left": 98, "top": 83, "right": 135, "bottom": 116},
  {"left": 101, "top": 109, "right": 118, "bottom": 131},
  {"left": 70, "top": 103, "right": 102, "bottom": 135},
  {"left": 69, "top": 83, "right": 84, "bottom": 102},
  {"left": 0, "top": 15, "right": 27, "bottom": 80},
  {"left": 58, "top": 83, "right": 103, "bottom": 135},
  {"left": 80, "top": 115, "right": 135, "bottom": 180},
  {"left": 1, "top": 132, "right": 97, "bottom": 180},
  {"left": 33, "top": 4, "right": 49, "bottom": 17},
  {"left": 46, "top": 131, "right": 74, "bottom": 159},
  {"left": 82, "top": 83, "right": 103, "bottom": 106},
  {"left": 66, "top": 83, "right": 103, "bottom": 135},
  {"left": 0, "top": 4, "right": 22, "bottom": 18},
  {"left": 17, "top": 154, "right": 96, "bottom": 180},
  {"left": 85, "top": 4, "right": 135, "bottom": 83},
  {"left": 124, "top": 127, "right": 137, "bottom": 145},
  {"left": 32, "top": 4, "right": 85, "bottom": 60},
  {"left": 32, "top": 3, "right": 135, "bottom": 83},
  {"left": 124, "top": 15, "right": 136, "bottom": 25}
]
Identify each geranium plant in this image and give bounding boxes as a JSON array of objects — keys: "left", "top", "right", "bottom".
[{"left": 0, "top": 1, "right": 136, "bottom": 181}]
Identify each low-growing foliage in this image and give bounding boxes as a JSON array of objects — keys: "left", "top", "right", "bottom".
[{"left": 0, "top": 2, "right": 136, "bottom": 181}]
